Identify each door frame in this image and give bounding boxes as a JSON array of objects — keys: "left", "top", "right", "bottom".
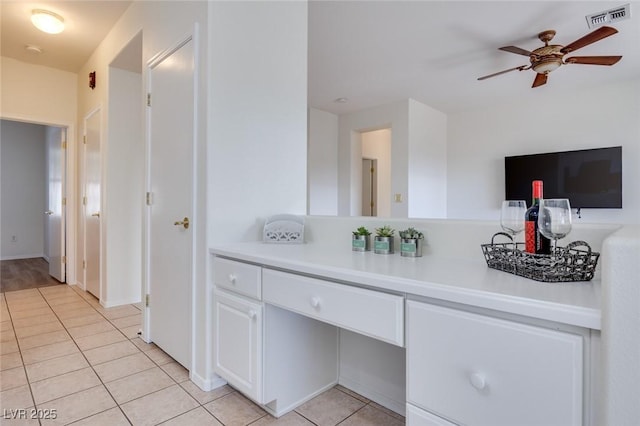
[
  {"left": 0, "top": 114, "right": 75, "bottom": 284},
  {"left": 142, "top": 26, "right": 199, "bottom": 373},
  {"left": 82, "top": 105, "right": 103, "bottom": 297}
]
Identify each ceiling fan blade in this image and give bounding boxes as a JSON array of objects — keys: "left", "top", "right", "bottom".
[
  {"left": 565, "top": 55, "right": 622, "bottom": 65},
  {"left": 477, "top": 65, "right": 528, "bottom": 81},
  {"left": 561, "top": 26, "right": 618, "bottom": 54},
  {"left": 532, "top": 73, "right": 547, "bottom": 88},
  {"left": 499, "top": 46, "right": 534, "bottom": 56}
]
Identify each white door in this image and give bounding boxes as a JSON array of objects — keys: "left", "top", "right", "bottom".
[
  {"left": 84, "top": 109, "right": 101, "bottom": 298},
  {"left": 46, "top": 127, "right": 66, "bottom": 282},
  {"left": 146, "top": 36, "right": 195, "bottom": 368}
]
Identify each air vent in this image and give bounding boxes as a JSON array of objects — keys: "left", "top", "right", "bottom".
[{"left": 586, "top": 3, "right": 631, "bottom": 29}]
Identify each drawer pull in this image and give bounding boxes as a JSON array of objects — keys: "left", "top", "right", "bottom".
[
  {"left": 469, "top": 372, "right": 486, "bottom": 390},
  {"left": 228, "top": 274, "right": 237, "bottom": 284},
  {"left": 310, "top": 297, "right": 321, "bottom": 309},
  {"left": 248, "top": 309, "right": 257, "bottom": 319}
]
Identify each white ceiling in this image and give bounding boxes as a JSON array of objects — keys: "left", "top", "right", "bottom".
[
  {"left": 2, "top": 1, "right": 638, "bottom": 115},
  {"left": 1, "top": 1, "right": 131, "bottom": 73},
  {"left": 309, "top": 1, "right": 640, "bottom": 114}
]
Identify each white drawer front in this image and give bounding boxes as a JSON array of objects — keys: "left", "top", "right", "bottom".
[
  {"left": 213, "top": 257, "right": 262, "bottom": 300},
  {"left": 407, "top": 301, "right": 583, "bottom": 426},
  {"left": 263, "top": 269, "right": 404, "bottom": 346}
]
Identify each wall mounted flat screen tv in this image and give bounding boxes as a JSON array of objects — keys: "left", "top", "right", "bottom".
[{"left": 505, "top": 146, "right": 622, "bottom": 208}]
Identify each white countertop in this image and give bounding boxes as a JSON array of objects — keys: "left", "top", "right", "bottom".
[{"left": 209, "top": 242, "right": 601, "bottom": 330}]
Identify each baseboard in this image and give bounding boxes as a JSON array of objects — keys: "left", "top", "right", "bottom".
[
  {"left": 0, "top": 254, "right": 45, "bottom": 261},
  {"left": 190, "top": 371, "right": 227, "bottom": 392},
  {"left": 338, "top": 376, "right": 406, "bottom": 417},
  {"left": 100, "top": 297, "right": 142, "bottom": 308}
]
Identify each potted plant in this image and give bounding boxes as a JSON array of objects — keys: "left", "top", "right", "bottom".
[
  {"left": 399, "top": 227, "right": 424, "bottom": 257},
  {"left": 352, "top": 226, "right": 372, "bottom": 252},
  {"left": 374, "top": 225, "right": 395, "bottom": 254}
]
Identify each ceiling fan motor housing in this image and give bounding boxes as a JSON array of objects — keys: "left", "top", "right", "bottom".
[{"left": 531, "top": 45, "right": 564, "bottom": 74}]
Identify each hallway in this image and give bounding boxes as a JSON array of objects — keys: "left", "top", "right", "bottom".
[
  {"left": 0, "top": 285, "right": 405, "bottom": 425},
  {"left": 0, "top": 258, "right": 65, "bottom": 293}
]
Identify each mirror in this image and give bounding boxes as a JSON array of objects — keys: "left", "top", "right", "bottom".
[{"left": 308, "top": 100, "right": 448, "bottom": 218}]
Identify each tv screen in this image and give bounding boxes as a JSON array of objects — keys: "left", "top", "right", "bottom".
[{"left": 505, "top": 146, "right": 622, "bottom": 208}]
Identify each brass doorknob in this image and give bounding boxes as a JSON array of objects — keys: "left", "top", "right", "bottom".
[
  {"left": 45, "top": 210, "right": 54, "bottom": 216},
  {"left": 91, "top": 212, "right": 100, "bottom": 218},
  {"left": 174, "top": 217, "right": 190, "bottom": 229}
]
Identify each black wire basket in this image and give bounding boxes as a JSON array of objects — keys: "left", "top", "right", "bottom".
[{"left": 481, "top": 232, "right": 600, "bottom": 282}]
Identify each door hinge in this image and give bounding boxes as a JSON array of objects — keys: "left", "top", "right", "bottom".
[
  {"left": 82, "top": 260, "right": 86, "bottom": 269},
  {"left": 62, "top": 256, "right": 67, "bottom": 264},
  {"left": 371, "top": 167, "right": 375, "bottom": 173},
  {"left": 62, "top": 197, "right": 67, "bottom": 206},
  {"left": 83, "top": 135, "right": 87, "bottom": 144},
  {"left": 145, "top": 294, "right": 150, "bottom": 307},
  {"left": 62, "top": 140, "right": 67, "bottom": 149},
  {"left": 146, "top": 192, "right": 153, "bottom": 206},
  {"left": 147, "top": 93, "right": 151, "bottom": 107},
  {"left": 83, "top": 196, "right": 87, "bottom": 206}
]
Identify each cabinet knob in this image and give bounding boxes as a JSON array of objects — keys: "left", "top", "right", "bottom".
[
  {"left": 228, "top": 274, "right": 237, "bottom": 284},
  {"left": 248, "top": 309, "right": 257, "bottom": 319},
  {"left": 469, "top": 372, "right": 486, "bottom": 390},
  {"left": 310, "top": 297, "right": 321, "bottom": 309}
]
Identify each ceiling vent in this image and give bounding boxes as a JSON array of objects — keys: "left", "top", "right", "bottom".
[{"left": 586, "top": 4, "right": 631, "bottom": 29}]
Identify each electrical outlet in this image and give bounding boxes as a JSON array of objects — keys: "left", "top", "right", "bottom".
[{"left": 11, "top": 235, "right": 17, "bottom": 242}]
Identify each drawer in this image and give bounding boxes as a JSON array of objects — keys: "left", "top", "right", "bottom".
[
  {"left": 263, "top": 269, "right": 403, "bottom": 346},
  {"left": 213, "top": 257, "right": 262, "bottom": 300},
  {"left": 407, "top": 301, "right": 583, "bottom": 426}
]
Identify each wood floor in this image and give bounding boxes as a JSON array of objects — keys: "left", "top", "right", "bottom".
[{"left": 0, "top": 257, "right": 64, "bottom": 293}]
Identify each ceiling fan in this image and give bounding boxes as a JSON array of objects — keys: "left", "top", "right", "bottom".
[{"left": 478, "top": 26, "right": 622, "bottom": 88}]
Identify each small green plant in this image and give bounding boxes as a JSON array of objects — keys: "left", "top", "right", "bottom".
[
  {"left": 352, "top": 226, "right": 372, "bottom": 236},
  {"left": 399, "top": 227, "right": 424, "bottom": 239},
  {"left": 375, "top": 225, "right": 395, "bottom": 238}
]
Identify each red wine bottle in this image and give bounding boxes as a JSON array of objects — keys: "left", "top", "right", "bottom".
[{"left": 525, "top": 180, "right": 551, "bottom": 254}]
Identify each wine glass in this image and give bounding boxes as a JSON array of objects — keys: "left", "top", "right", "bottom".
[
  {"left": 538, "top": 199, "right": 572, "bottom": 254},
  {"left": 501, "top": 200, "right": 527, "bottom": 247}
]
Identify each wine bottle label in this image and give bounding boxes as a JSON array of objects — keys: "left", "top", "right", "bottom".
[{"left": 525, "top": 221, "right": 536, "bottom": 253}]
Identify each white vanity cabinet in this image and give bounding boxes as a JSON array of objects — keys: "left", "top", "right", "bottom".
[
  {"left": 406, "top": 300, "right": 584, "bottom": 426},
  {"left": 213, "top": 258, "right": 264, "bottom": 401},
  {"left": 212, "top": 257, "right": 338, "bottom": 417},
  {"left": 214, "top": 287, "right": 263, "bottom": 401}
]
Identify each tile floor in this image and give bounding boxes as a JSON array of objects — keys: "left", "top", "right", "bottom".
[{"left": 1, "top": 285, "right": 405, "bottom": 425}]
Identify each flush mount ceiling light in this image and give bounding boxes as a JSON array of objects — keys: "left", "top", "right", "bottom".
[
  {"left": 334, "top": 97, "right": 348, "bottom": 103},
  {"left": 31, "top": 9, "right": 65, "bottom": 34}
]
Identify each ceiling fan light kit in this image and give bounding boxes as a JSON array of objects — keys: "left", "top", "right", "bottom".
[{"left": 478, "top": 26, "right": 622, "bottom": 88}]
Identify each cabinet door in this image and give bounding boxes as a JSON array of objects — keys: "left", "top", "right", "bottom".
[
  {"left": 407, "top": 301, "right": 583, "bottom": 426},
  {"left": 214, "top": 288, "right": 263, "bottom": 402}
]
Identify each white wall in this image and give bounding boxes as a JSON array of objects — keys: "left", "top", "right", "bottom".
[
  {"left": 1, "top": 120, "right": 46, "bottom": 259},
  {"left": 408, "top": 99, "right": 447, "bottom": 219},
  {"left": 362, "top": 128, "right": 391, "bottom": 217},
  {"left": 208, "top": 1, "right": 308, "bottom": 243},
  {"left": 0, "top": 57, "right": 78, "bottom": 281},
  {"left": 308, "top": 107, "right": 338, "bottom": 215},
  {"left": 448, "top": 78, "right": 640, "bottom": 224},
  {"left": 105, "top": 66, "right": 143, "bottom": 306}
]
